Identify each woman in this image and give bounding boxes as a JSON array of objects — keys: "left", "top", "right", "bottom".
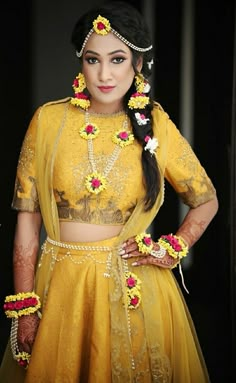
[{"left": 0, "top": 2, "right": 218, "bottom": 382}]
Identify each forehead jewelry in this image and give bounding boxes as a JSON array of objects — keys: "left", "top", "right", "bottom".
[{"left": 76, "top": 15, "right": 152, "bottom": 58}]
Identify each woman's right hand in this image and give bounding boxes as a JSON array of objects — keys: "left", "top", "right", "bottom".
[{"left": 17, "top": 313, "right": 41, "bottom": 354}]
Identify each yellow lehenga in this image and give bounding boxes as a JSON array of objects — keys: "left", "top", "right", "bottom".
[{"left": 0, "top": 99, "right": 216, "bottom": 382}]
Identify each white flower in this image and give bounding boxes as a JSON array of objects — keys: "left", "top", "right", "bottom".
[
  {"left": 135, "top": 112, "right": 150, "bottom": 126},
  {"left": 143, "top": 82, "right": 151, "bottom": 93},
  {"left": 144, "top": 137, "right": 159, "bottom": 155}
]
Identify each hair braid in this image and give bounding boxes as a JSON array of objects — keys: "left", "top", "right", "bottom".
[{"left": 124, "top": 80, "right": 161, "bottom": 211}]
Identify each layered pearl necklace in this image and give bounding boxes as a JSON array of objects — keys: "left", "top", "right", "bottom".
[{"left": 80, "top": 111, "right": 134, "bottom": 194}]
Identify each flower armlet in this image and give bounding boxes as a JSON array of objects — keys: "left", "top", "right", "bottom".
[
  {"left": 4, "top": 292, "right": 41, "bottom": 319},
  {"left": 135, "top": 232, "right": 153, "bottom": 254}
]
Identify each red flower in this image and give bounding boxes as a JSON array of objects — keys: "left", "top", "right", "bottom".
[
  {"left": 126, "top": 277, "right": 136, "bottom": 288},
  {"left": 131, "top": 92, "right": 144, "bottom": 97},
  {"left": 91, "top": 178, "right": 101, "bottom": 188},
  {"left": 118, "top": 131, "right": 128, "bottom": 140},
  {"left": 75, "top": 92, "right": 89, "bottom": 100},
  {"left": 143, "top": 236, "right": 152, "bottom": 246},
  {"left": 15, "top": 301, "right": 24, "bottom": 310},
  {"left": 130, "top": 296, "right": 139, "bottom": 307},
  {"left": 97, "top": 22, "right": 105, "bottom": 30},
  {"left": 18, "top": 359, "right": 28, "bottom": 368},
  {"left": 73, "top": 79, "right": 79, "bottom": 87},
  {"left": 85, "top": 125, "right": 94, "bottom": 134}
]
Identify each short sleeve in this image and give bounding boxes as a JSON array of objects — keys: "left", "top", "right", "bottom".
[
  {"left": 11, "top": 108, "right": 41, "bottom": 212},
  {"left": 164, "top": 118, "right": 216, "bottom": 208}
]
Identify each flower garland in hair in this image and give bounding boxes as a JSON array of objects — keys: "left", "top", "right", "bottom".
[
  {"left": 128, "top": 93, "right": 150, "bottom": 109},
  {"left": 125, "top": 271, "right": 142, "bottom": 309},
  {"left": 135, "top": 112, "right": 150, "bottom": 126},
  {"left": 144, "top": 135, "right": 159, "bottom": 155}
]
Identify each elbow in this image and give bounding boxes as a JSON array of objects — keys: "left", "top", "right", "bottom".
[{"left": 211, "top": 194, "right": 219, "bottom": 218}]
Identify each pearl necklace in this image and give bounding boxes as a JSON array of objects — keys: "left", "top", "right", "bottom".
[{"left": 80, "top": 111, "right": 134, "bottom": 194}]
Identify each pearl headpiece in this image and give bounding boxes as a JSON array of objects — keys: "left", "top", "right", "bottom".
[{"left": 76, "top": 15, "right": 153, "bottom": 58}]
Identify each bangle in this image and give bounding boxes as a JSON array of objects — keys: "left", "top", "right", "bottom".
[
  {"left": 3, "top": 292, "right": 41, "bottom": 319},
  {"left": 157, "top": 234, "right": 189, "bottom": 259},
  {"left": 135, "top": 232, "right": 153, "bottom": 254}
]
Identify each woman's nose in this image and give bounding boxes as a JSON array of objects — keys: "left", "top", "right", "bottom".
[{"left": 98, "top": 63, "right": 112, "bottom": 82}]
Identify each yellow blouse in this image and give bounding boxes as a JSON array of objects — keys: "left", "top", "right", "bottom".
[{"left": 12, "top": 98, "right": 216, "bottom": 224}]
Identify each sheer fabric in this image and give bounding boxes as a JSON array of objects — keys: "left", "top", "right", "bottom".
[{"left": 0, "top": 99, "right": 215, "bottom": 382}]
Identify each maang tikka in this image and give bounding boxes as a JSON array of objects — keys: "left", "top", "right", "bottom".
[{"left": 76, "top": 15, "right": 153, "bottom": 58}]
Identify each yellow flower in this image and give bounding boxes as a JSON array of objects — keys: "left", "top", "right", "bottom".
[
  {"left": 72, "top": 73, "right": 86, "bottom": 93},
  {"left": 135, "top": 74, "right": 145, "bottom": 93},
  {"left": 112, "top": 130, "right": 134, "bottom": 147},
  {"left": 79, "top": 123, "right": 100, "bottom": 140},
  {"left": 93, "top": 15, "right": 111, "bottom": 35},
  {"left": 128, "top": 94, "right": 150, "bottom": 109},
  {"left": 85, "top": 172, "right": 107, "bottom": 194},
  {"left": 70, "top": 97, "right": 90, "bottom": 110},
  {"left": 135, "top": 232, "right": 153, "bottom": 254}
]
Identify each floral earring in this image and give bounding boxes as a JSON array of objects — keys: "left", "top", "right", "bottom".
[
  {"left": 128, "top": 73, "right": 150, "bottom": 110},
  {"left": 70, "top": 73, "right": 90, "bottom": 110}
]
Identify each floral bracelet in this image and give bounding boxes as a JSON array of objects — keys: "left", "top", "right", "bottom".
[
  {"left": 4, "top": 291, "right": 41, "bottom": 319},
  {"left": 157, "top": 234, "right": 189, "bottom": 260},
  {"left": 135, "top": 232, "right": 153, "bottom": 254}
]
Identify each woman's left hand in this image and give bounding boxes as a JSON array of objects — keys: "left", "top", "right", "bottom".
[{"left": 119, "top": 236, "right": 176, "bottom": 269}]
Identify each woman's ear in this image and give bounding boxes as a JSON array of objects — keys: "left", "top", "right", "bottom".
[{"left": 136, "top": 56, "right": 143, "bottom": 72}]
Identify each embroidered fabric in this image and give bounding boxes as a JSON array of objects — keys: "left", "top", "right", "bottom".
[{"left": 12, "top": 100, "right": 216, "bottom": 224}]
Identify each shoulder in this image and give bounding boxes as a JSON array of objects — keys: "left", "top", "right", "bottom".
[
  {"left": 151, "top": 101, "right": 171, "bottom": 134},
  {"left": 39, "top": 97, "right": 71, "bottom": 113}
]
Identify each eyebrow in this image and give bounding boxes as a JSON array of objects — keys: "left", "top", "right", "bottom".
[{"left": 84, "top": 49, "right": 128, "bottom": 56}]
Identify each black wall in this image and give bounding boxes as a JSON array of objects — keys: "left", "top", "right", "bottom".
[{"left": 1, "top": 1, "right": 235, "bottom": 382}]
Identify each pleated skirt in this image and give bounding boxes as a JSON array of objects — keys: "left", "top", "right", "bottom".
[{"left": 0, "top": 236, "right": 210, "bottom": 383}]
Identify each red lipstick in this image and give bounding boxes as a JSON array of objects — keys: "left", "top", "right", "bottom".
[{"left": 98, "top": 86, "right": 115, "bottom": 93}]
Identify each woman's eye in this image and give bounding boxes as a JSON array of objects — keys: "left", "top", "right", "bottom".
[
  {"left": 112, "top": 57, "right": 125, "bottom": 64},
  {"left": 86, "top": 57, "right": 98, "bottom": 64}
]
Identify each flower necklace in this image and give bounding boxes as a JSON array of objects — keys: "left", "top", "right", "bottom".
[{"left": 80, "top": 111, "right": 134, "bottom": 194}]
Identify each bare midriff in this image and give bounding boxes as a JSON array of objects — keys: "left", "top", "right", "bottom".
[{"left": 59, "top": 221, "right": 124, "bottom": 242}]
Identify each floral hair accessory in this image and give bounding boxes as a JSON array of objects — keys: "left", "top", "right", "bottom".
[
  {"left": 135, "top": 232, "right": 153, "bottom": 254},
  {"left": 80, "top": 123, "right": 100, "bottom": 139},
  {"left": 134, "top": 74, "right": 150, "bottom": 94},
  {"left": 125, "top": 271, "right": 142, "bottom": 309},
  {"left": 112, "top": 130, "right": 134, "bottom": 147},
  {"left": 85, "top": 172, "right": 107, "bottom": 194},
  {"left": 93, "top": 15, "right": 111, "bottom": 35},
  {"left": 76, "top": 15, "right": 152, "bottom": 58},
  {"left": 144, "top": 136, "right": 158, "bottom": 155},
  {"left": 4, "top": 292, "right": 41, "bottom": 319},
  {"left": 135, "top": 112, "right": 150, "bottom": 126},
  {"left": 128, "top": 93, "right": 150, "bottom": 110}
]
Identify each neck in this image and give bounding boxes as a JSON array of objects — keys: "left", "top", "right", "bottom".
[{"left": 89, "top": 100, "right": 124, "bottom": 115}]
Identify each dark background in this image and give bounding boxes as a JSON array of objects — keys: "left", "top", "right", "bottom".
[{"left": 0, "top": 1, "right": 235, "bottom": 382}]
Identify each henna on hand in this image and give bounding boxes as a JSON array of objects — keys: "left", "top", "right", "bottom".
[{"left": 18, "top": 313, "right": 40, "bottom": 354}]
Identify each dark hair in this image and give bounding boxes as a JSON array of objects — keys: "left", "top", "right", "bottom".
[{"left": 71, "top": 1, "right": 161, "bottom": 211}]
